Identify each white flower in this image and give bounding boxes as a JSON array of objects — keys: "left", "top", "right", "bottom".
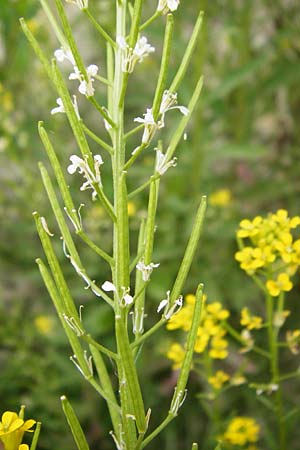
[
  {"left": 102, "top": 281, "right": 133, "bottom": 307},
  {"left": 157, "top": 0, "right": 180, "bottom": 13},
  {"left": 65, "top": 0, "right": 88, "bottom": 10},
  {"left": 69, "top": 64, "right": 98, "bottom": 97},
  {"left": 133, "top": 36, "right": 155, "bottom": 62},
  {"left": 51, "top": 97, "right": 65, "bottom": 115},
  {"left": 134, "top": 108, "right": 159, "bottom": 145},
  {"left": 54, "top": 47, "right": 75, "bottom": 65},
  {"left": 117, "top": 35, "right": 155, "bottom": 73},
  {"left": 155, "top": 149, "right": 177, "bottom": 175},
  {"left": 157, "top": 290, "right": 183, "bottom": 319},
  {"left": 102, "top": 281, "right": 117, "bottom": 292},
  {"left": 67, "top": 153, "right": 103, "bottom": 197},
  {"left": 159, "top": 90, "right": 189, "bottom": 127},
  {"left": 134, "top": 92, "right": 188, "bottom": 146},
  {"left": 136, "top": 260, "right": 160, "bottom": 282},
  {"left": 51, "top": 96, "right": 80, "bottom": 119},
  {"left": 55, "top": 46, "right": 99, "bottom": 98}
]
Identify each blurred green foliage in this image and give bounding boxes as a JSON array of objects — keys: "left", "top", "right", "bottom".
[{"left": 1, "top": 1, "right": 300, "bottom": 449}]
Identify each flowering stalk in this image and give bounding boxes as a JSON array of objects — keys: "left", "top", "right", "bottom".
[{"left": 22, "top": 1, "right": 205, "bottom": 449}]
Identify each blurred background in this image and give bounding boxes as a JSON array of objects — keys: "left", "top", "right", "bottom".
[{"left": 1, "top": 0, "right": 300, "bottom": 449}]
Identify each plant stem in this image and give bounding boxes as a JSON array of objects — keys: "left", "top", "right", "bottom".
[{"left": 266, "top": 293, "right": 286, "bottom": 450}]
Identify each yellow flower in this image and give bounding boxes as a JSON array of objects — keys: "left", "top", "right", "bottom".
[
  {"left": 237, "top": 216, "right": 262, "bottom": 238},
  {"left": 208, "top": 370, "right": 230, "bottom": 389},
  {"left": 34, "top": 315, "right": 54, "bottom": 335},
  {"left": 2, "top": 92, "right": 14, "bottom": 112},
  {"left": 286, "top": 329, "right": 300, "bottom": 354},
  {"left": 167, "top": 296, "right": 229, "bottom": 361},
  {"left": 209, "top": 335, "right": 229, "bottom": 359},
  {"left": 209, "top": 189, "right": 232, "bottom": 207},
  {"left": 0, "top": 411, "right": 35, "bottom": 450},
  {"left": 194, "top": 332, "right": 209, "bottom": 353},
  {"left": 127, "top": 201, "right": 137, "bottom": 217},
  {"left": 167, "top": 294, "right": 207, "bottom": 332},
  {"left": 206, "top": 302, "right": 230, "bottom": 320},
  {"left": 240, "top": 308, "right": 263, "bottom": 330},
  {"left": 266, "top": 273, "right": 293, "bottom": 297},
  {"left": 222, "top": 416, "right": 260, "bottom": 446},
  {"left": 166, "top": 343, "right": 185, "bottom": 370}
]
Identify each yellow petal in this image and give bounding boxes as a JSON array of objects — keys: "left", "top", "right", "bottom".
[
  {"left": 21, "top": 420, "right": 36, "bottom": 431},
  {"left": 1, "top": 412, "right": 19, "bottom": 428},
  {"left": 19, "top": 445, "right": 29, "bottom": 450}
]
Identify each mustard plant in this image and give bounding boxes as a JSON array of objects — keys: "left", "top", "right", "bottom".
[
  {"left": 166, "top": 209, "right": 300, "bottom": 450},
  {"left": 20, "top": 1, "right": 206, "bottom": 449}
]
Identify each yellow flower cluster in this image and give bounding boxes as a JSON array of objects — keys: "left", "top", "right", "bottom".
[
  {"left": 222, "top": 416, "right": 260, "bottom": 448},
  {"left": 240, "top": 308, "right": 263, "bottom": 330},
  {"left": 0, "top": 411, "right": 35, "bottom": 450},
  {"left": 286, "top": 329, "right": 300, "bottom": 354},
  {"left": 209, "top": 188, "right": 232, "bottom": 207},
  {"left": 235, "top": 209, "right": 300, "bottom": 297},
  {"left": 208, "top": 370, "right": 230, "bottom": 390},
  {"left": 166, "top": 295, "right": 230, "bottom": 369},
  {"left": 166, "top": 343, "right": 186, "bottom": 370}
]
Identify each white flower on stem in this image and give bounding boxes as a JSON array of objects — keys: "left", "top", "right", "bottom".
[
  {"left": 102, "top": 281, "right": 117, "bottom": 292},
  {"left": 51, "top": 97, "right": 65, "bottom": 115},
  {"left": 159, "top": 90, "right": 189, "bottom": 127},
  {"left": 155, "top": 149, "right": 177, "bottom": 175},
  {"left": 65, "top": 0, "right": 88, "bottom": 10},
  {"left": 134, "top": 36, "right": 155, "bottom": 63},
  {"left": 67, "top": 153, "right": 103, "bottom": 197},
  {"left": 134, "top": 92, "right": 188, "bottom": 146},
  {"left": 102, "top": 281, "right": 133, "bottom": 307},
  {"left": 117, "top": 35, "right": 155, "bottom": 73},
  {"left": 51, "top": 96, "right": 80, "bottom": 119},
  {"left": 54, "top": 47, "right": 76, "bottom": 66},
  {"left": 134, "top": 108, "right": 160, "bottom": 145},
  {"left": 157, "top": 0, "right": 180, "bottom": 14},
  {"left": 136, "top": 260, "right": 160, "bottom": 282},
  {"left": 69, "top": 64, "right": 99, "bottom": 97},
  {"left": 157, "top": 290, "right": 183, "bottom": 319}
]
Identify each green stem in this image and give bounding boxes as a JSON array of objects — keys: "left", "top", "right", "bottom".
[
  {"left": 152, "top": 14, "right": 174, "bottom": 119},
  {"left": 76, "top": 230, "right": 114, "bottom": 266},
  {"left": 223, "top": 322, "right": 270, "bottom": 359},
  {"left": 266, "top": 292, "right": 286, "bottom": 450},
  {"left": 84, "top": 8, "right": 116, "bottom": 48},
  {"left": 139, "top": 11, "right": 161, "bottom": 31},
  {"left": 81, "top": 122, "right": 113, "bottom": 155}
]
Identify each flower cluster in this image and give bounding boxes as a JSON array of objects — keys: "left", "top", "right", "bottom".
[
  {"left": 134, "top": 90, "right": 189, "bottom": 146},
  {"left": 240, "top": 307, "right": 263, "bottom": 330},
  {"left": 0, "top": 410, "right": 35, "bottom": 450},
  {"left": 117, "top": 35, "right": 155, "bottom": 73},
  {"left": 235, "top": 209, "right": 300, "bottom": 297},
  {"left": 221, "top": 416, "right": 260, "bottom": 448},
  {"left": 67, "top": 153, "right": 103, "bottom": 199},
  {"left": 166, "top": 294, "right": 230, "bottom": 369},
  {"left": 208, "top": 370, "right": 230, "bottom": 390},
  {"left": 55, "top": 47, "right": 98, "bottom": 97},
  {"left": 209, "top": 188, "right": 232, "bottom": 207}
]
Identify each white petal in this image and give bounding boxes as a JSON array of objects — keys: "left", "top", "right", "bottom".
[
  {"left": 157, "top": 299, "right": 168, "bottom": 313},
  {"left": 178, "top": 106, "right": 189, "bottom": 116},
  {"left": 102, "top": 281, "right": 116, "bottom": 292},
  {"left": 78, "top": 80, "right": 88, "bottom": 95},
  {"left": 87, "top": 64, "right": 98, "bottom": 77},
  {"left": 94, "top": 154, "right": 103, "bottom": 164},
  {"left": 124, "top": 294, "right": 134, "bottom": 305},
  {"left": 54, "top": 48, "right": 65, "bottom": 62}
]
